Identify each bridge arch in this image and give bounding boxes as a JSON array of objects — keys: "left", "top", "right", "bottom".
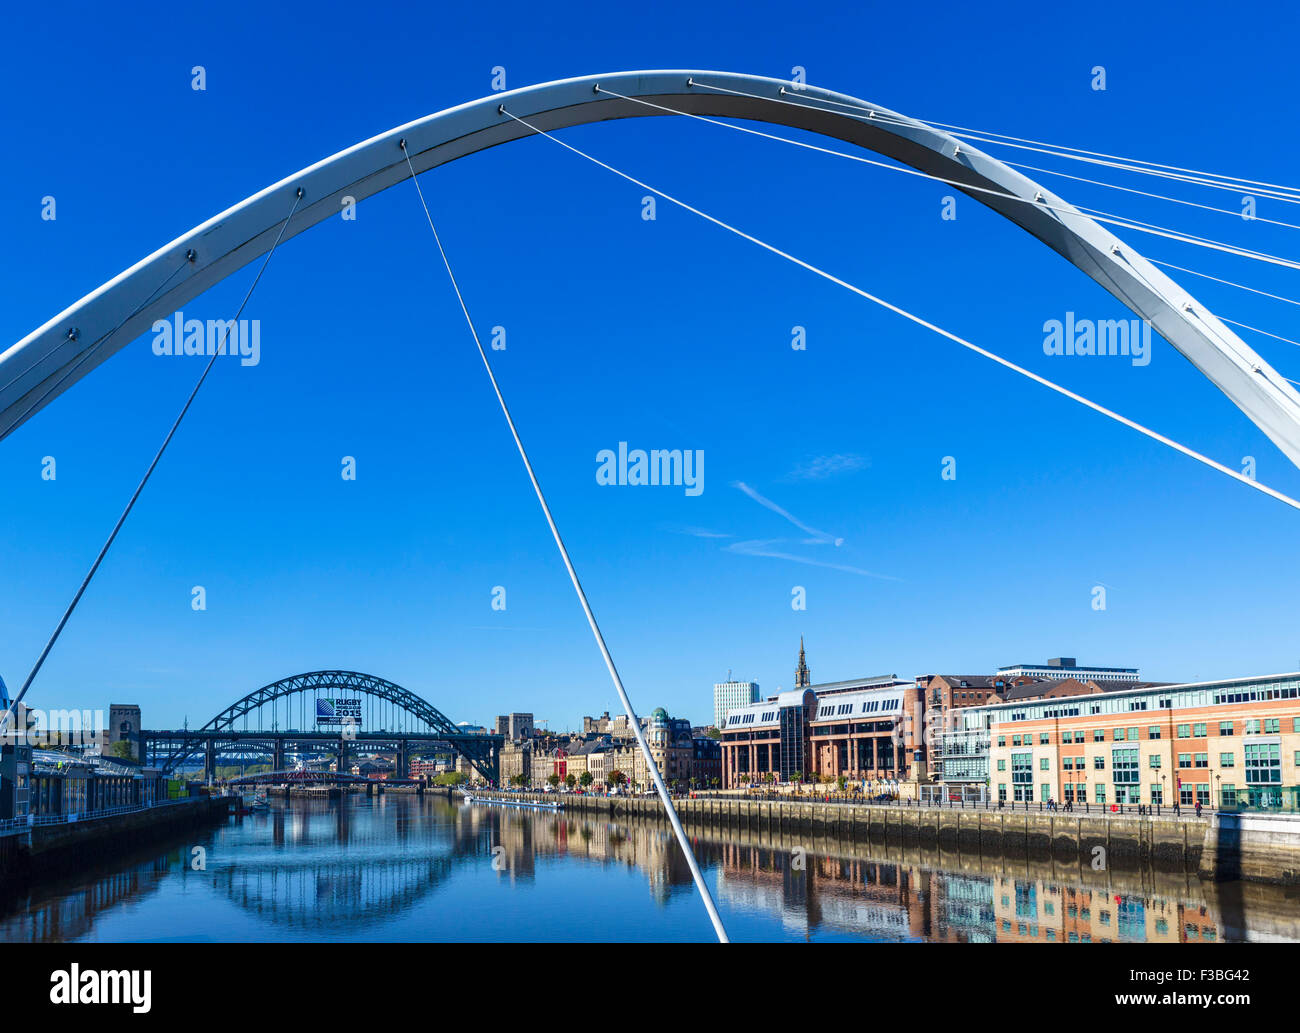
[
  {"left": 150, "top": 670, "right": 498, "bottom": 780},
  {"left": 2, "top": 70, "right": 1300, "bottom": 465}
]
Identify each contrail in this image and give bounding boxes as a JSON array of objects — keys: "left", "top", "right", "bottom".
[
  {"left": 733, "top": 481, "right": 844, "bottom": 546},
  {"left": 726, "top": 539, "right": 900, "bottom": 580}
]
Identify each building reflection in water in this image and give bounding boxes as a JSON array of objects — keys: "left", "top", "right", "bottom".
[
  {"left": 2, "top": 796, "right": 1299, "bottom": 942},
  {"left": 483, "top": 809, "right": 1300, "bottom": 943}
]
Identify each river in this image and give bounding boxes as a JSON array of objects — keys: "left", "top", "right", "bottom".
[{"left": 1, "top": 794, "right": 1296, "bottom": 942}]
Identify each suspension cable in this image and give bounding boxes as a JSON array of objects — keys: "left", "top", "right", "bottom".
[
  {"left": 595, "top": 86, "right": 1300, "bottom": 357},
  {"left": 698, "top": 80, "right": 1300, "bottom": 205},
  {"left": 397, "top": 139, "right": 730, "bottom": 943},
  {"left": 500, "top": 106, "right": 1300, "bottom": 514},
  {"left": 0, "top": 187, "right": 304, "bottom": 740},
  {"left": 593, "top": 86, "right": 1300, "bottom": 274},
  {"left": 1148, "top": 258, "right": 1300, "bottom": 309},
  {"left": 995, "top": 157, "right": 1300, "bottom": 232}
]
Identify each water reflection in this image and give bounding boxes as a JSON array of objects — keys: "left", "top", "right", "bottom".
[
  {"left": 1, "top": 795, "right": 1298, "bottom": 942},
  {"left": 489, "top": 809, "right": 1300, "bottom": 943},
  {"left": 696, "top": 830, "right": 1300, "bottom": 943}
]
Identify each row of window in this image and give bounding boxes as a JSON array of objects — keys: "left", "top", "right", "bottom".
[
  {"left": 998, "top": 782, "right": 1217, "bottom": 805},
  {"left": 997, "top": 717, "right": 1295, "bottom": 748},
  {"left": 996, "top": 746, "right": 1293, "bottom": 775},
  {"left": 815, "top": 697, "right": 899, "bottom": 720}
]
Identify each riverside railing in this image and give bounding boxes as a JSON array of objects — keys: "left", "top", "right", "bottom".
[
  {"left": 462, "top": 786, "right": 1300, "bottom": 820},
  {"left": 688, "top": 790, "right": 1223, "bottom": 821},
  {"left": 0, "top": 795, "right": 216, "bottom": 836}
]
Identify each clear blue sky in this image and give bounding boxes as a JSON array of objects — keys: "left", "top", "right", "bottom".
[{"left": 2, "top": 0, "right": 1299, "bottom": 733}]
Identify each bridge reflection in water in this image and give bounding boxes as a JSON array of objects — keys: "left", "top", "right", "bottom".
[{"left": 0, "top": 796, "right": 1297, "bottom": 942}]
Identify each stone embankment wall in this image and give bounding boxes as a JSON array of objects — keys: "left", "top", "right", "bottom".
[
  {"left": 0, "top": 797, "right": 230, "bottom": 881},
  {"left": 461, "top": 791, "right": 1300, "bottom": 885}
]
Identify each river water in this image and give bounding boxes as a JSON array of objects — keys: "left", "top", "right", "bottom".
[{"left": 1, "top": 794, "right": 1296, "bottom": 942}]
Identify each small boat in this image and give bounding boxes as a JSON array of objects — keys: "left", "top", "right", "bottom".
[{"left": 248, "top": 791, "right": 269, "bottom": 811}]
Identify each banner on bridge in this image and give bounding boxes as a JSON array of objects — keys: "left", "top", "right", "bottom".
[{"left": 315, "top": 698, "right": 362, "bottom": 726}]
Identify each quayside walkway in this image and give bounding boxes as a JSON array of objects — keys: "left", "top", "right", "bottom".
[{"left": 460, "top": 790, "right": 1300, "bottom": 886}]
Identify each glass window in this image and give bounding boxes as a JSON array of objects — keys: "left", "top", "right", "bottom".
[
  {"left": 1149, "top": 754, "right": 1161, "bottom": 769},
  {"left": 1148, "top": 726, "right": 1161, "bottom": 739},
  {"left": 1112, "top": 748, "right": 1139, "bottom": 785},
  {"left": 1220, "top": 753, "right": 1235, "bottom": 767},
  {"left": 1093, "top": 730, "right": 1104, "bottom": 742},
  {"left": 1040, "top": 757, "right": 1049, "bottom": 770},
  {"left": 1193, "top": 723, "right": 1206, "bottom": 738},
  {"left": 1178, "top": 753, "right": 1192, "bottom": 768},
  {"left": 1011, "top": 752, "right": 1032, "bottom": 785},
  {"left": 1219, "top": 721, "right": 1234, "bottom": 736},
  {"left": 1245, "top": 743, "right": 1282, "bottom": 785},
  {"left": 1177, "top": 724, "right": 1191, "bottom": 738}
]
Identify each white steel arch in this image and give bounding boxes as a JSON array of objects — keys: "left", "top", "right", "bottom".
[{"left": 4, "top": 69, "right": 1300, "bottom": 465}]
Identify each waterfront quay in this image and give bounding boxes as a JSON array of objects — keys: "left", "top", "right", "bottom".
[
  {"left": 0, "top": 796, "right": 231, "bottom": 882},
  {"left": 459, "top": 790, "right": 1300, "bottom": 886}
]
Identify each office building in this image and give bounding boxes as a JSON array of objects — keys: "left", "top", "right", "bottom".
[{"left": 713, "top": 679, "right": 760, "bottom": 732}]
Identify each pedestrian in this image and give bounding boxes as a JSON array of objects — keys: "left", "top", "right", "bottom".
[{"left": 1196, "top": 800, "right": 1202, "bottom": 817}]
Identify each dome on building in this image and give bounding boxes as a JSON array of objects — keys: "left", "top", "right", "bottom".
[{"left": 650, "top": 707, "right": 669, "bottom": 722}]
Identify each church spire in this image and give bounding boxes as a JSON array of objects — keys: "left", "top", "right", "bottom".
[{"left": 795, "top": 636, "right": 810, "bottom": 688}]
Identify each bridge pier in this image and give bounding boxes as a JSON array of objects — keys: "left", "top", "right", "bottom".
[
  {"left": 205, "top": 740, "right": 216, "bottom": 784},
  {"left": 397, "top": 740, "right": 408, "bottom": 779}
]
